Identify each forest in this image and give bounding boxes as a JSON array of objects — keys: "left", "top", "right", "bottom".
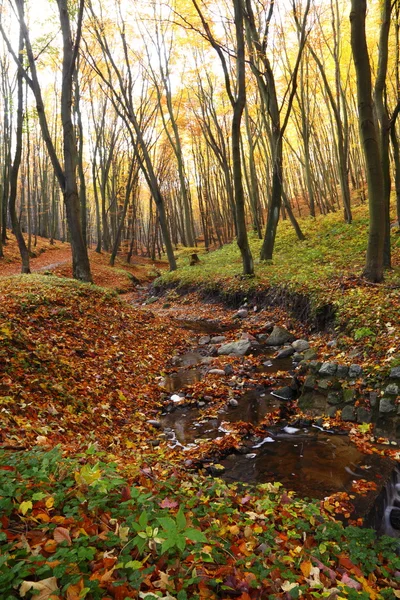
[{"left": 1, "top": 0, "right": 400, "bottom": 598}]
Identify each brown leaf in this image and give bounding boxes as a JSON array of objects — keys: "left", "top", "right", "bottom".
[
  {"left": 53, "top": 527, "right": 72, "bottom": 546},
  {"left": 20, "top": 577, "right": 58, "bottom": 599}
]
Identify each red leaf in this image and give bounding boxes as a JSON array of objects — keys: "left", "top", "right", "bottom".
[{"left": 159, "top": 498, "right": 178, "bottom": 509}]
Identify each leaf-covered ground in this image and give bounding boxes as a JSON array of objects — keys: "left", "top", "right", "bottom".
[{"left": 1, "top": 213, "right": 400, "bottom": 599}]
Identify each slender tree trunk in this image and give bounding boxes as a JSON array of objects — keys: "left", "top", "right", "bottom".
[
  {"left": 9, "top": 18, "right": 30, "bottom": 273},
  {"left": 232, "top": 0, "right": 253, "bottom": 275},
  {"left": 350, "top": 0, "right": 385, "bottom": 282},
  {"left": 374, "top": 0, "right": 392, "bottom": 268}
]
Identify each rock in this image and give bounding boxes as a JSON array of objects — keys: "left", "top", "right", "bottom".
[
  {"left": 149, "top": 439, "right": 160, "bottom": 447},
  {"left": 271, "top": 386, "right": 295, "bottom": 401},
  {"left": 327, "top": 407, "right": 338, "bottom": 418},
  {"left": 309, "top": 360, "right": 322, "bottom": 373},
  {"left": 147, "top": 420, "right": 161, "bottom": 429},
  {"left": 327, "top": 339, "right": 337, "bottom": 348},
  {"left": 236, "top": 308, "right": 248, "bottom": 319},
  {"left": 319, "top": 362, "right": 337, "bottom": 376},
  {"left": 257, "top": 333, "right": 269, "bottom": 342},
  {"left": 217, "top": 340, "right": 252, "bottom": 356},
  {"left": 292, "top": 339, "right": 310, "bottom": 352},
  {"left": 210, "top": 335, "right": 226, "bottom": 344},
  {"left": 318, "top": 380, "right": 330, "bottom": 390},
  {"left": 208, "top": 369, "right": 225, "bottom": 375},
  {"left": 348, "top": 364, "right": 363, "bottom": 378},
  {"left": 276, "top": 346, "right": 295, "bottom": 359},
  {"left": 201, "top": 357, "right": 214, "bottom": 365},
  {"left": 304, "top": 375, "right": 316, "bottom": 390},
  {"left": 327, "top": 392, "right": 342, "bottom": 405},
  {"left": 390, "top": 366, "right": 400, "bottom": 379},
  {"left": 369, "top": 392, "right": 378, "bottom": 407},
  {"left": 336, "top": 365, "right": 349, "bottom": 378},
  {"left": 343, "top": 389, "right": 355, "bottom": 404},
  {"left": 197, "top": 401, "right": 206, "bottom": 407},
  {"left": 303, "top": 348, "right": 318, "bottom": 361},
  {"left": 357, "top": 407, "right": 372, "bottom": 424},
  {"left": 293, "top": 353, "right": 304, "bottom": 363},
  {"left": 390, "top": 507, "right": 400, "bottom": 530},
  {"left": 224, "top": 364, "right": 234, "bottom": 376},
  {"left": 341, "top": 406, "right": 356, "bottom": 422},
  {"left": 199, "top": 335, "right": 211, "bottom": 345},
  {"left": 265, "top": 326, "right": 295, "bottom": 346},
  {"left": 228, "top": 398, "right": 239, "bottom": 407},
  {"left": 379, "top": 397, "right": 397, "bottom": 414},
  {"left": 385, "top": 383, "right": 399, "bottom": 396},
  {"left": 203, "top": 396, "right": 213, "bottom": 402}
]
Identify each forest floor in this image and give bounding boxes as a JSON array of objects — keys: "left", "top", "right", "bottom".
[{"left": 1, "top": 208, "right": 400, "bottom": 599}]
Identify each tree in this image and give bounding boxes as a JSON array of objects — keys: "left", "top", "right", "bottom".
[
  {"left": 350, "top": 0, "right": 385, "bottom": 282},
  {"left": 191, "top": 0, "right": 254, "bottom": 275},
  {"left": 8, "top": 4, "right": 30, "bottom": 273},
  {"left": 0, "top": 0, "right": 92, "bottom": 282}
]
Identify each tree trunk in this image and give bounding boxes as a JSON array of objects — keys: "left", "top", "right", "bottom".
[
  {"left": 350, "top": 0, "right": 385, "bottom": 282},
  {"left": 9, "top": 16, "right": 30, "bottom": 273}
]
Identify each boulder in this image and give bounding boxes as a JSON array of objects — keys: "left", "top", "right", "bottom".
[
  {"left": 357, "top": 407, "right": 372, "bottom": 424},
  {"left": 348, "top": 364, "right": 363, "bottom": 378},
  {"left": 390, "top": 366, "right": 400, "bottom": 379},
  {"left": 319, "top": 362, "right": 337, "bottom": 376},
  {"left": 303, "top": 348, "right": 318, "bottom": 361},
  {"left": 276, "top": 346, "right": 295, "bottom": 359},
  {"left": 337, "top": 365, "right": 349, "bottom": 378},
  {"left": 292, "top": 339, "right": 310, "bottom": 352},
  {"left": 327, "top": 392, "right": 342, "bottom": 405},
  {"left": 293, "top": 353, "right": 304, "bottom": 362},
  {"left": 385, "top": 383, "right": 399, "bottom": 396},
  {"left": 217, "top": 340, "right": 252, "bottom": 356},
  {"left": 236, "top": 308, "right": 248, "bottom": 319},
  {"left": 210, "top": 335, "right": 226, "bottom": 344},
  {"left": 271, "top": 386, "right": 295, "bottom": 401},
  {"left": 341, "top": 406, "right": 356, "bottom": 422},
  {"left": 379, "top": 397, "right": 397, "bottom": 414},
  {"left": 343, "top": 389, "right": 355, "bottom": 404},
  {"left": 199, "top": 335, "right": 211, "bottom": 345},
  {"left": 265, "top": 326, "right": 295, "bottom": 346}
]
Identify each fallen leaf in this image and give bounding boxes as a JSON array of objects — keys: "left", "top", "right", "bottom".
[
  {"left": 53, "top": 527, "right": 72, "bottom": 546},
  {"left": 20, "top": 577, "right": 58, "bottom": 599}
]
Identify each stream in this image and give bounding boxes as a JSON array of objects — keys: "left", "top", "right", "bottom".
[{"left": 159, "top": 328, "right": 399, "bottom": 538}]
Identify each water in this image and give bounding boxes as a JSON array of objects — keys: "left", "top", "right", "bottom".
[{"left": 159, "top": 333, "right": 398, "bottom": 533}]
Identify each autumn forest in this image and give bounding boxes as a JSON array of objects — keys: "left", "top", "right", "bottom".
[{"left": 1, "top": 0, "right": 400, "bottom": 598}]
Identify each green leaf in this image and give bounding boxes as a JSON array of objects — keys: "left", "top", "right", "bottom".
[
  {"left": 138, "top": 510, "right": 148, "bottom": 528},
  {"left": 32, "top": 492, "right": 47, "bottom": 501},
  {"left": 124, "top": 560, "right": 143, "bottom": 570},
  {"left": 185, "top": 529, "right": 207, "bottom": 543},
  {"left": 176, "top": 507, "right": 186, "bottom": 531},
  {"left": 158, "top": 516, "right": 177, "bottom": 532}
]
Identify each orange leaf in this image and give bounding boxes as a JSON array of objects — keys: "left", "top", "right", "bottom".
[
  {"left": 66, "top": 579, "right": 84, "bottom": 600},
  {"left": 300, "top": 561, "right": 312, "bottom": 578}
]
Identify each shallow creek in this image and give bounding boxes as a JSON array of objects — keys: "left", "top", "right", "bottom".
[{"left": 159, "top": 337, "right": 399, "bottom": 537}]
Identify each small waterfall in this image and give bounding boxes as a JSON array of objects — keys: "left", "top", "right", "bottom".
[{"left": 378, "top": 466, "right": 400, "bottom": 538}]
